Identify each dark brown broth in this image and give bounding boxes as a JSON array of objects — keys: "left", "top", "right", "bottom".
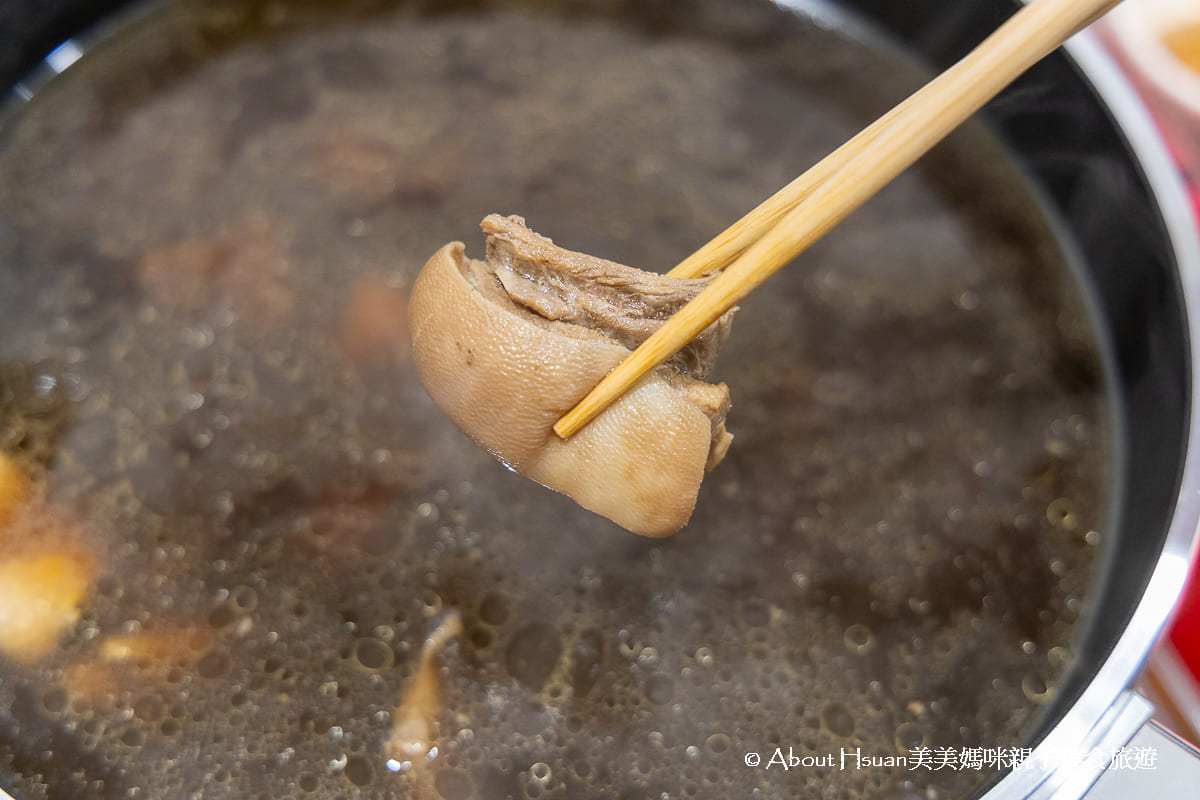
[{"left": 0, "top": 1, "right": 1106, "bottom": 798}]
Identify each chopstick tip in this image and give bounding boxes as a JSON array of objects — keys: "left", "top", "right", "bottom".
[{"left": 553, "top": 409, "right": 585, "bottom": 439}]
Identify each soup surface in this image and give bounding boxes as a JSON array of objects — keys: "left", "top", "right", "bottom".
[{"left": 0, "top": 1, "right": 1108, "bottom": 798}]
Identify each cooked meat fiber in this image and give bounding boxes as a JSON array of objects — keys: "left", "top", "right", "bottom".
[
  {"left": 409, "top": 215, "right": 735, "bottom": 537},
  {"left": 480, "top": 216, "right": 732, "bottom": 376}
]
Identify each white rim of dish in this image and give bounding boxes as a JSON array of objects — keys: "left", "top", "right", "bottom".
[{"left": 1107, "top": 0, "right": 1200, "bottom": 117}]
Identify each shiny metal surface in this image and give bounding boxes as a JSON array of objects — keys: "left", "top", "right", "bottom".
[
  {"left": 1083, "top": 717, "right": 1200, "bottom": 797},
  {"left": 981, "top": 25, "right": 1200, "bottom": 800}
]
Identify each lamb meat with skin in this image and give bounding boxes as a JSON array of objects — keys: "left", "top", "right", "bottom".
[{"left": 408, "top": 215, "right": 735, "bottom": 537}]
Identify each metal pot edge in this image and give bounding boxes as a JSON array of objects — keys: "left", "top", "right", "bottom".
[{"left": 984, "top": 26, "right": 1200, "bottom": 800}]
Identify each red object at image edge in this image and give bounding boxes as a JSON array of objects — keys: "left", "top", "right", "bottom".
[
  {"left": 1171, "top": 545, "right": 1200, "bottom": 681},
  {"left": 1177, "top": 181, "right": 1200, "bottom": 681}
]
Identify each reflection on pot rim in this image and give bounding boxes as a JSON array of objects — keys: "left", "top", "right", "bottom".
[{"left": 973, "top": 22, "right": 1200, "bottom": 800}]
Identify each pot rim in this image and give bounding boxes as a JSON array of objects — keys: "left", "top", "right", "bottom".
[{"left": 980, "top": 24, "right": 1200, "bottom": 800}]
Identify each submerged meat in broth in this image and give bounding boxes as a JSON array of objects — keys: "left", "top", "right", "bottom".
[
  {"left": 385, "top": 611, "right": 462, "bottom": 767},
  {"left": 0, "top": 2, "right": 1108, "bottom": 799},
  {"left": 0, "top": 455, "right": 96, "bottom": 664},
  {"left": 0, "top": 542, "right": 94, "bottom": 663},
  {"left": 410, "top": 215, "right": 733, "bottom": 537}
]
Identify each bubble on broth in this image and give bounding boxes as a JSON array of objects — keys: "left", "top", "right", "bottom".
[
  {"left": 705, "top": 733, "right": 731, "bottom": 754},
  {"left": 505, "top": 624, "right": 563, "bottom": 691},
  {"left": 644, "top": 674, "right": 675, "bottom": 706},
  {"left": 821, "top": 702, "right": 856, "bottom": 737},
  {"left": 894, "top": 721, "right": 929, "bottom": 754},
  {"left": 353, "top": 637, "right": 396, "bottom": 672},
  {"left": 479, "top": 592, "right": 509, "bottom": 626},
  {"left": 344, "top": 754, "right": 375, "bottom": 786}
]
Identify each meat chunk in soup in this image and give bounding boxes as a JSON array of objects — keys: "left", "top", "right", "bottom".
[
  {"left": 386, "top": 612, "right": 462, "bottom": 765},
  {"left": 0, "top": 546, "right": 93, "bottom": 662},
  {"left": 409, "top": 215, "right": 735, "bottom": 537}
]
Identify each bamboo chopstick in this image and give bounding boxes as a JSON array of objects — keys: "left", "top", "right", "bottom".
[{"left": 554, "top": 0, "right": 1123, "bottom": 439}]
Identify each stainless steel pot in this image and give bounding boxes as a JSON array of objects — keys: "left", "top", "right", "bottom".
[
  {"left": 838, "top": 3, "right": 1200, "bottom": 796},
  {"left": 1, "top": 1, "right": 1198, "bottom": 798},
  {"left": 983, "top": 28, "right": 1200, "bottom": 792},
  {"left": 729, "top": 3, "right": 1200, "bottom": 795}
]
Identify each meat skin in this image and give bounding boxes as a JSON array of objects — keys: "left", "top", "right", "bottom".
[{"left": 409, "top": 216, "right": 733, "bottom": 537}]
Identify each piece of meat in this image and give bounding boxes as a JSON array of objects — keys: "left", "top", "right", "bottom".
[
  {"left": 479, "top": 215, "right": 732, "bottom": 376},
  {"left": 385, "top": 612, "right": 462, "bottom": 766},
  {"left": 62, "top": 628, "right": 217, "bottom": 707},
  {"left": 338, "top": 276, "right": 410, "bottom": 366},
  {"left": 408, "top": 215, "right": 734, "bottom": 537},
  {"left": 0, "top": 548, "right": 93, "bottom": 662},
  {"left": 136, "top": 217, "right": 295, "bottom": 323}
]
